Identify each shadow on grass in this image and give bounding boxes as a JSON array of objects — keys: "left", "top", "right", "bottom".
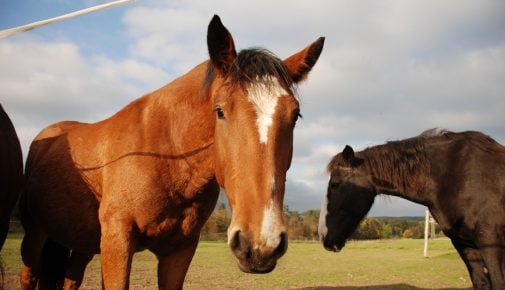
[{"left": 295, "top": 284, "right": 472, "bottom": 290}]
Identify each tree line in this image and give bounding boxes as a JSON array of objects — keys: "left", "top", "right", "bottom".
[
  {"left": 200, "top": 203, "right": 441, "bottom": 241},
  {"left": 9, "top": 200, "right": 438, "bottom": 241}
]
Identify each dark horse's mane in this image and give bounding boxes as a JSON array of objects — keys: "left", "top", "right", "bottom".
[
  {"left": 359, "top": 130, "right": 435, "bottom": 193},
  {"left": 202, "top": 48, "right": 296, "bottom": 94},
  {"left": 328, "top": 128, "right": 501, "bottom": 194}
]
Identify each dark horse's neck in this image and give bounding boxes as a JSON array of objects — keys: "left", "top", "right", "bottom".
[
  {"left": 359, "top": 130, "right": 503, "bottom": 208},
  {"left": 359, "top": 136, "right": 433, "bottom": 206}
]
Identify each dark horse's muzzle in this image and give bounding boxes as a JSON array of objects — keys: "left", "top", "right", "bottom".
[
  {"left": 323, "top": 240, "right": 343, "bottom": 253},
  {"left": 321, "top": 231, "right": 345, "bottom": 253}
]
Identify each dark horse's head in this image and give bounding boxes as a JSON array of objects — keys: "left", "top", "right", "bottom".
[{"left": 318, "top": 145, "right": 377, "bottom": 252}]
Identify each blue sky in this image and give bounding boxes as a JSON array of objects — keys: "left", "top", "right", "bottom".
[
  {"left": 1, "top": 0, "right": 131, "bottom": 58},
  {"left": 1, "top": 0, "right": 505, "bottom": 216}
]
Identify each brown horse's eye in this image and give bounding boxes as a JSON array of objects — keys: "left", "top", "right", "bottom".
[
  {"left": 295, "top": 112, "right": 303, "bottom": 123},
  {"left": 215, "top": 107, "right": 225, "bottom": 119},
  {"left": 292, "top": 110, "right": 302, "bottom": 126}
]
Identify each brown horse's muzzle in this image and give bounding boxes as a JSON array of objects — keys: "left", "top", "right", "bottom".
[{"left": 229, "top": 230, "right": 288, "bottom": 273}]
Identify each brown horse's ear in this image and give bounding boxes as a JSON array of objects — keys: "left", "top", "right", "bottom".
[
  {"left": 207, "top": 15, "right": 237, "bottom": 76},
  {"left": 283, "top": 37, "right": 325, "bottom": 83}
]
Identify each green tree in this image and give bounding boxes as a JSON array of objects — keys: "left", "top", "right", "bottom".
[
  {"left": 214, "top": 203, "right": 230, "bottom": 233},
  {"left": 201, "top": 215, "right": 218, "bottom": 240},
  {"left": 402, "top": 229, "right": 414, "bottom": 238},
  {"left": 360, "top": 218, "right": 382, "bottom": 239},
  {"left": 301, "top": 213, "right": 318, "bottom": 240},
  {"left": 201, "top": 203, "right": 229, "bottom": 241},
  {"left": 287, "top": 211, "right": 304, "bottom": 240},
  {"left": 381, "top": 223, "right": 393, "bottom": 239}
]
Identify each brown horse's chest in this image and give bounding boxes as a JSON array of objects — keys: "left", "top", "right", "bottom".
[{"left": 134, "top": 179, "right": 220, "bottom": 253}]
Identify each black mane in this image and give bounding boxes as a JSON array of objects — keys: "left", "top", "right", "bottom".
[
  {"left": 203, "top": 48, "right": 295, "bottom": 94},
  {"left": 359, "top": 134, "right": 430, "bottom": 194},
  {"left": 355, "top": 129, "right": 499, "bottom": 193}
]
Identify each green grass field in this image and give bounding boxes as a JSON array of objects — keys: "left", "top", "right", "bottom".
[{"left": 1, "top": 233, "right": 472, "bottom": 289}]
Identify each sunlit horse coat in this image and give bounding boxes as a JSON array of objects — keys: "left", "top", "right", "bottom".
[{"left": 20, "top": 15, "right": 324, "bottom": 290}]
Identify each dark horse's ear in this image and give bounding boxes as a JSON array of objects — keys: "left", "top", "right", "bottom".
[
  {"left": 207, "top": 15, "right": 237, "bottom": 76},
  {"left": 342, "top": 145, "right": 363, "bottom": 167},
  {"left": 283, "top": 37, "right": 325, "bottom": 83},
  {"left": 342, "top": 145, "right": 355, "bottom": 163}
]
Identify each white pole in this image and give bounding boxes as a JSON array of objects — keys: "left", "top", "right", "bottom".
[
  {"left": 430, "top": 216, "right": 436, "bottom": 239},
  {"left": 0, "top": 0, "right": 135, "bottom": 39},
  {"left": 423, "top": 209, "right": 430, "bottom": 258}
]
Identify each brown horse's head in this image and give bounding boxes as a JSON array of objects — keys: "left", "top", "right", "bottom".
[{"left": 205, "top": 15, "right": 324, "bottom": 273}]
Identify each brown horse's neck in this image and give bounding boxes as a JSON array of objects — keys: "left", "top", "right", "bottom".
[
  {"left": 80, "top": 61, "right": 217, "bottom": 188},
  {"left": 140, "top": 62, "right": 215, "bottom": 152},
  {"left": 360, "top": 141, "right": 433, "bottom": 206}
]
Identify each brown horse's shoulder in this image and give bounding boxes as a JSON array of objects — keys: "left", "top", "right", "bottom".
[
  {"left": 26, "top": 121, "right": 87, "bottom": 173},
  {"left": 34, "top": 121, "right": 87, "bottom": 141}
]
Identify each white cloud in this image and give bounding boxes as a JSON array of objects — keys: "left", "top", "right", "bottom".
[
  {"left": 0, "top": 36, "right": 170, "bottom": 156},
  {"left": 123, "top": 5, "right": 209, "bottom": 72},
  {"left": 1, "top": 0, "right": 504, "bottom": 215}
]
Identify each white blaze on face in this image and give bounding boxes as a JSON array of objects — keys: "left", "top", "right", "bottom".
[
  {"left": 247, "top": 77, "right": 288, "bottom": 144},
  {"left": 318, "top": 195, "right": 329, "bottom": 241},
  {"left": 260, "top": 199, "right": 282, "bottom": 247},
  {"left": 318, "top": 179, "right": 329, "bottom": 241}
]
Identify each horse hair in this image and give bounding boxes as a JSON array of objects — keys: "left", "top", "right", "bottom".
[
  {"left": 418, "top": 127, "right": 450, "bottom": 137},
  {"left": 360, "top": 137, "right": 430, "bottom": 194},
  {"left": 202, "top": 48, "right": 296, "bottom": 96},
  {"left": 328, "top": 129, "right": 502, "bottom": 194}
]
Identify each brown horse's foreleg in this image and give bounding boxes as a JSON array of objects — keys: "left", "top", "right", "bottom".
[
  {"left": 156, "top": 236, "right": 199, "bottom": 290},
  {"left": 63, "top": 252, "right": 94, "bottom": 290},
  {"left": 20, "top": 229, "right": 47, "bottom": 290},
  {"left": 99, "top": 219, "right": 135, "bottom": 290}
]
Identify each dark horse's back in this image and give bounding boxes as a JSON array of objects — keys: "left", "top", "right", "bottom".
[
  {"left": 428, "top": 130, "right": 505, "bottom": 289},
  {"left": 431, "top": 130, "right": 505, "bottom": 225},
  {"left": 442, "top": 131, "right": 505, "bottom": 194},
  {"left": 0, "top": 104, "right": 23, "bottom": 250}
]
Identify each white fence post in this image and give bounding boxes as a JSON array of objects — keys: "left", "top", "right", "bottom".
[{"left": 423, "top": 208, "right": 430, "bottom": 258}]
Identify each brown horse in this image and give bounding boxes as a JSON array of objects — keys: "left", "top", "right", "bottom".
[
  {"left": 0, "top": 104, "right": 23, "bottom": 251},
  {"left": 20, "top": 15, "right": 324, "bottom": 289}
]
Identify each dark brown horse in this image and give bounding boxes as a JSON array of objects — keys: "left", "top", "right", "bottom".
[
  {"left": 20, "top": 15, "right": 324, "bottom": 289},
  {"left": 319, "top": 129, "right": 505, "bottom": 290},
  {"left": 0, "top": 104, "right": 23, "bottom": 250}
]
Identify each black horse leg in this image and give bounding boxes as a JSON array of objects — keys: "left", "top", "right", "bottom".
[
  {"left": 477, "top": 245, "right": 505, "bottom": 290},
  {"left": 64, "top": 251, "right": 94, "bottom": 289},
  {"left": 450, "top": 238, "right": 491, "bottom": 289}
]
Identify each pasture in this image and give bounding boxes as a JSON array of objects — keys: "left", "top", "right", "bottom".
[{"left": 2, "top": 233, "right": 471, "bottom": 289}]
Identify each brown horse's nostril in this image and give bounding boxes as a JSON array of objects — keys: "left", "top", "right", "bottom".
[
  {"left": 273, "top": 231, "right": 288, "bottom": 259},
  {"left": 229, "top": 230, "right": 252, "bottom": 261},
  {"left": 229, "top": 230, "right": 240, "bottom": 252}
]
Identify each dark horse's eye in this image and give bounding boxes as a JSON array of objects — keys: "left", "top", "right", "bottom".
[
  {"left": 329, "top": 181, "right": 341, "bottom": 190},
  {"left": 215, "top": 107, "right": 225, "bottom": 119}
]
